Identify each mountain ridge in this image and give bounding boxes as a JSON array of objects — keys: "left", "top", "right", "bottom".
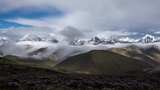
[{"left": 55, "top": 50, "right": 153, "bottom": 75}]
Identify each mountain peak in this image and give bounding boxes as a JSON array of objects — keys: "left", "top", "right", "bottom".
[
  {"left": 19, "top": 34, "right": 43, "bottom": 41},
  {"left": 19, "top": 34, "right": 59, "bottom": 43},
  {"left": 0, "top": 36, "right": 8, "bottom": 47},
  {"left": 140, "top": 34, "right": 155, "bottom": 43}
]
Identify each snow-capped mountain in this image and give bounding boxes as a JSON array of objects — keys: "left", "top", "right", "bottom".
[
  {"left": 139, "top": 34, "right": 156, "bottom": 43},
  {"left": 1, "top": 27, "right": 160, "bottom": 60},
  {"left": 89, "top": 36, "right": 107, "bottom": 45},
  {"left": 19, "top": 34, "right": 59, "bottom": 43},
  {"left": 70, "top": 34, "right": 160, "bottom": 46},
  {"left": 0, "top": 37, "right": 8, "bottom": 47},
  {"left": 19, "top": 34, "right": 43, "bottom": 41}
]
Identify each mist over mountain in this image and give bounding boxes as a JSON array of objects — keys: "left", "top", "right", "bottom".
[{"left": 0, "top": 26, "right": 160, "bottom": 62}]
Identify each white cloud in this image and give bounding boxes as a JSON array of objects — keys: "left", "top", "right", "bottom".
[
  {"left": 7, "top": 18, "right": 56, "bottom": 29},
  {"left": 1, "top": 0, "right": 160, "bottom": 32}
]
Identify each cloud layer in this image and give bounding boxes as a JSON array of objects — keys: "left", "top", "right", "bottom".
[{"left": 1, "top": 0, "right": 160, "bottom": 34}]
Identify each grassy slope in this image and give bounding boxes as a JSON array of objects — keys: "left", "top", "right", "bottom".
[
  {"left": 55, "top": 50, "right": 152, "bottom": 75},
  {"left": 111, "top": 46, "right": 160, "bottom": 66},
  {"left": 0, "top": 55, "right": 56, "bottom": 70},
  {"left": 55, "top": 52, "right": 99, "bottom": 74}
]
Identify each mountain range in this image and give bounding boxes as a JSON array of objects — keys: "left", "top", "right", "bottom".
[
  {"left": 1, "top": 32, "right": 160, "bottom": 60},
  {"left": 1, "top": 44, "right": 160, "bottom": 75},
  {"left": 70, "top": 34, "right": 160, "bottom": 46},
  {"left": 1, "top": 28, "right": 160, "bottom": 75}
]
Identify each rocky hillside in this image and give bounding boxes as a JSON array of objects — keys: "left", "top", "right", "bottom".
[{"left": 0, "top": 62, "right": 160, "bottom": 90}]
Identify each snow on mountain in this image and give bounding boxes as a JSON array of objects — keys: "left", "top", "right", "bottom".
[
  {"left": 70, "top": 36, "right": 132, "bottom": 46},
  {"left": 19, "top": 34, "right": 59, "bottom": 43},
  {"left": 70, "top": 34, "right": 160, "bottom": 46},
  {"left": 88, "top": 36, "right": 106, "bottom": 45},
  {"left": 19, "top": 34, "right": 43, "bottom": 41},
  {"left": 0, "top": 37, "right": 8, "bottom": 47},
  {"left": 70, "top": 39, "right": 87, "bottom": 46},
  {"left": 118, "top": 37, "right": 139, "bottom": 43},
  {"left": 1, "top": 28, "right": 160, "bottom": 61},
  {"left": 139, "top": 34, "right": 155, "bottom": 43}
]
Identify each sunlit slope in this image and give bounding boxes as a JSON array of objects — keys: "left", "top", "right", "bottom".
[
  {"left": 111, "top": 45, "right": 160, "bottom": 65},
  {"left": 0, "top": 55, "right": 57, "bottom": 69},
  {"left": 55, "top": 50, "right": 152, "bottom": 75}
]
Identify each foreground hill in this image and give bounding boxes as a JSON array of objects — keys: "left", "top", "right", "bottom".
[
  {"left": 55, "top": 50, "right": 153, "bottom": 75},
  {"left": 0, "top": 62, "right": 160, "bottom": 90}
]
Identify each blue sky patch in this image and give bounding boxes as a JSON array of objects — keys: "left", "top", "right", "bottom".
[
  {"left": 0, "top": 20, "right": 31, "bottom": 29},
  {"left": 0, "top": 6, "right": 64, "bottom": 29},
  {"left": 0, "top": 7, "right": 63, "bottom": 19}
]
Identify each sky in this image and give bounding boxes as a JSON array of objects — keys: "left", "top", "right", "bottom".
[
  {"left": 0, "top": 0, "right": 160, "bottom": 38},
  {"left": 1, "top": 0, "right": 160, "bottom": 59}
]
